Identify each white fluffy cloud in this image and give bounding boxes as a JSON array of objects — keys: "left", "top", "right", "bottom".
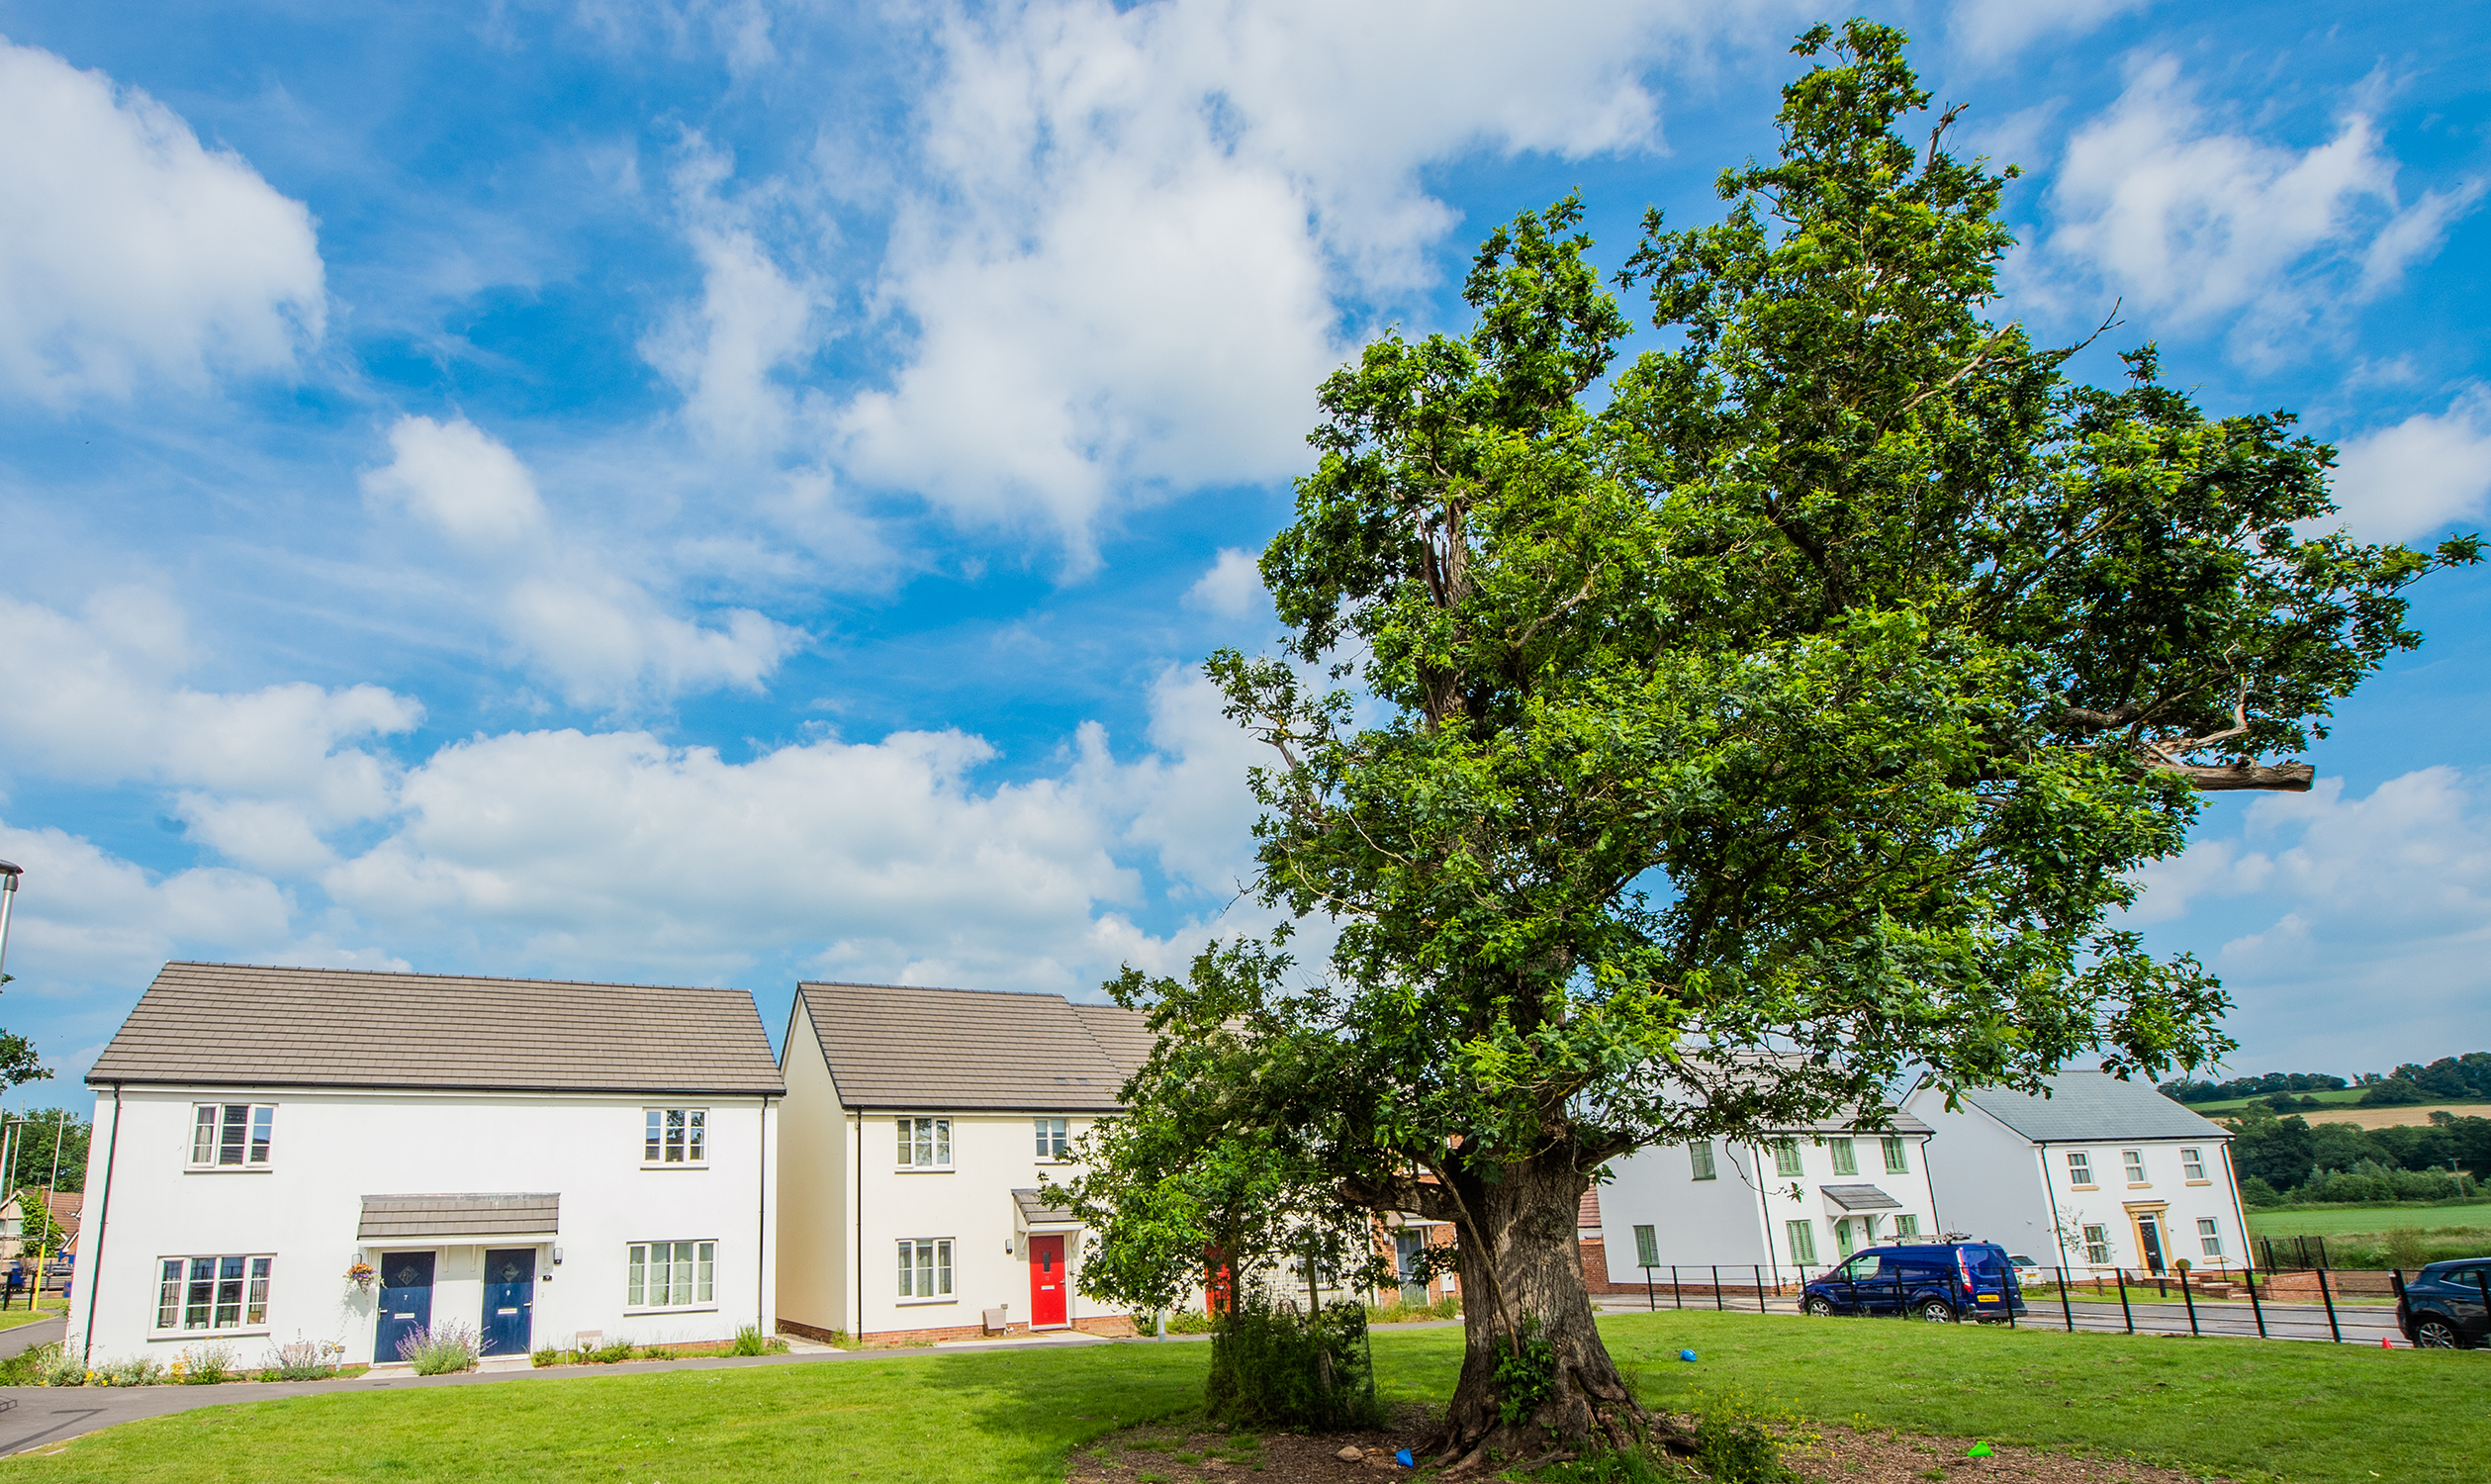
[
  {"left": 823, "top": 0, "right": 1789, "bottom": 564},
  {"left": 2037, "top": 55, "right": 2482, "bottom": 362},
  {"left": 0, "top": 589, "right": 420, "bottom": 855},
  {"left": 1950, "top": 0, "right": 2156, "bottom": 59},
  {"left": 641, "top": 139, "right": 819, "bottom": 458},
  {"left": 362, "top": 415, "right": 804, "bottom": 704},
  {"left": 2129, "top": 769, "right": 2491, "bottom": 1068},
  {"left": 2325, "top": 388, "right": 2491, "bottom": 543},
  {"left": 0, "top": 38, "right": 324, "bottom": 402},
  {"left": 1183, "top": 548, "right": 1264, "bottom": 618}
]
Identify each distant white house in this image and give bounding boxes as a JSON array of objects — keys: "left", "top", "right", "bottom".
[
  {"left": 1901, "top": 1069, "right": 2246, "bottom": 1275},
  {"left": 67, "top": 963, "right": 784, "bottom": 1367},
  {"left": 775, "top": 981, "right": 1154, "bottom": 1345},
  {"left": 1589, "top": 1110, "right": 1941, "bottom": 1289}
]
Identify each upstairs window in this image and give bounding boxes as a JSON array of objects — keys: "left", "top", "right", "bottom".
[
  {"left": 1035, "top": 1118, "right": 1070, "bottom": 1159},
  {"left": 2064, "top": 1151, "right": 2094, "bottom": 1186},
  {"left": 189, "top": 1105, "right": 273, "bottom": 1168},
  {"left": 1828, "top": 1139, "right": 1858, "bottom": 1175},
  {"left": 1689, "top": 1142, "right": 1716, "bottom": 1180},
  {"left": 2181, "top": 1148, "right": 2207, "bottom": 1181},
  {"left": 1882, "top": 1137, "right": 1908, "bottom": 1173},
  {"left": 644, "top": 1109, "right": 706, "bottom": 1164},
  {"left": 1773, "top": 1139, "right": 1802, "bottom": 1177},
  {"left": 2122, "top": 1149, "right": 2148, "bottom": 1184},
  {"left": 898, "top": 1117, "right": 952, "bottom": 1168}
]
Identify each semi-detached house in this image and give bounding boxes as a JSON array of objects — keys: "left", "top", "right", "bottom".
[
  {"left": 67, "top": 963, "right": 784, "bottom": 1367},
  {"left": 776, "top": 981, "right": 1154, "bottom": 1345}
]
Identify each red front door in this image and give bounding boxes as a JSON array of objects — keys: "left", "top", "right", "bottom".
[{"left": 1029, "top": 1234, "right": 1067, "bottom": 1327}]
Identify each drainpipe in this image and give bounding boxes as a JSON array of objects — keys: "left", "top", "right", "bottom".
[
  {"left": 757, "top": 1095, "right": 770, "bottom": 1335},
  {"left": 853, "top": 1110, "right": 863, "bottom": 1338},
  {"left": 2037, "top": 1141, "right": 2068, "bottom": 1263},
  {"left": 79, "top": 1085, "right": 122, "bottom": 1364}
]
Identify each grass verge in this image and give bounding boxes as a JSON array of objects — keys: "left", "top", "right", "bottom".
[
  {"left": 2247, "top": 1200, "right": 2491, "bottom": 1238},
  {"left": 0, "top": 1301, "right": 65, "bottom": 1334},
  {"left": 4, "top": 1311, "right": 2485, "bottom": 1483}
]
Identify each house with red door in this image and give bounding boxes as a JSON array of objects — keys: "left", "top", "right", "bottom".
[{"left": 774, "top": 981, "right": 1153, "bottom": 1345}]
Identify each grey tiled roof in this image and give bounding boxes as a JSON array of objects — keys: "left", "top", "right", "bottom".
[
  {"left": 1949, "top": 1070, "right": 2232, "bottom": 1143},
  {"left": 1013, "top": 1187, "right": 1079, "bottom": 1226},
  {"left": 1821, "top": 1183, "right": 1904, "bottom": 1212},
  {"left": 359, "top": 1193, "right": 561, "bottom": 1241},
  {"left": 88, "top": 962, "right": 785, "bottom": 1096},
  {"left": 1069, "top": 1003, "right": 1157, "bottom": 1083},
  {"left": 797, "top": 981, "right": 1156, "bottom": 1111}
]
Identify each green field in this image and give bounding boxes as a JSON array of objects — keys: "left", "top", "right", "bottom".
[
  {"left": 2186, "top": 1087, "right": 2371, "bottom": 1114},
  {"left": 2247, "top": 1201, "right": 2491, "bottom": 1238},
  {"left": 4, "top": 1312, "right": 2485, "bottom": 1483}
]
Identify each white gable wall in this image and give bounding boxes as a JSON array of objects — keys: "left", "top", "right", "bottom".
[
  {"left": 774, "top": 997, "right": 851, "bottom": 1335},
  {"left": 68, "top": 1084, "right": 776, "bottom": 1366},
  {"left": 1901, "top": 1089, "right": 2050, "bottom": 1252},
  {"left": 1598, "top": 1132, "right": 1940, "bottom": 1285}
]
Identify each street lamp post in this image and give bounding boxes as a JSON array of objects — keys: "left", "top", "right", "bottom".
[{"left": 0, "top": 862, "right": 21, "bottom": 989}]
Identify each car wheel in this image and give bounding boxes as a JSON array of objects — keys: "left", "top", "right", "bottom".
[
  {"left": 1804, "top": 1296, "right": 1836, "bottom": 1317},
  {"left": 1917, "top": 1299, "right": 1957, "bottom": 1323},
  {"left": 2413, "top": 1317, "right": 2462, "bottom": 1348}
]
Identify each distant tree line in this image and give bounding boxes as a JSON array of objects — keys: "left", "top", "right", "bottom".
[
  {"left": 2230, "top": 1105, "right": 2490, "bottom": 1206},
  {"left": 2162, "top": 1053, "right": 2491, "bottom": 1109}
]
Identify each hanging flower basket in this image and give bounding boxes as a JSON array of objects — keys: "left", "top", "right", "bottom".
[{"left": 345, "top": 1260, "right": 376, "bottom": 1291}]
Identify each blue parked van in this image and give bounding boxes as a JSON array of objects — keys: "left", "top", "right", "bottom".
[{"left": 1800, "top": 1242, "right": 2026, "bottom": 1323}]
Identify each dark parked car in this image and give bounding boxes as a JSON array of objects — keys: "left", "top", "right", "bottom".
[
  {"left": 1801, "top": 1242, "right": 2027, "bottom": 1324},
  {"left": 2396, "top": 1258, "right": 2491, "bottom": 1348}
]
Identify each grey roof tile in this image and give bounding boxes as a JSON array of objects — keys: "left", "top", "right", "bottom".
[
  {"left": 1950, "top": 1070, "right": 2232, "bottom": 1143},
  {"left": 798, "top": 981, "right": 1154, "bottom": 1111},
  {"left": 1821, "top": 1183, "right": 1904, "bottom": 1211},
  {"left": 359, "top": 1193, "right": 561, "bottom": 1241},
  {"left": 1013, "top": 1187, "right": 1078, "bottom": 1226},
  {"left": 88, "top": 962, "right": 784, "bottom": 1095}
]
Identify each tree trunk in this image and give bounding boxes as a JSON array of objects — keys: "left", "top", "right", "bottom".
[{"left": 1420, "top": 1159, "right": 1682, "bottom": 1473}]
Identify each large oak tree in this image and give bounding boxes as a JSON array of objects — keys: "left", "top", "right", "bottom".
[{"left": 1093, "top": 22, "right": 2477, "bottom": 1468}]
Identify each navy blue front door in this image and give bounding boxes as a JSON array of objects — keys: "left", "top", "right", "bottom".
[
  {"left": 481, "top": 1249, "right": 536, "bottom": 1356},
  {"left": 376, "top": 1251, "right": 435, "bottom": 1363}
]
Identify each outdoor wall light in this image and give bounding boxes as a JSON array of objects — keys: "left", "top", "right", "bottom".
[
  {"left": 1004, "top": 1236, "right": 1015, "bottom": 1256},
  {"left": 551, "top": 1246, "right": 564, "bottom": 1264}
]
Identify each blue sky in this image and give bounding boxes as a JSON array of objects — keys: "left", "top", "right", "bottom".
[{"left": 0, "top": 0, "right": 2485, "bottom": 1094}]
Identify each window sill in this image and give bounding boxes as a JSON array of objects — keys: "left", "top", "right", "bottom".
[
  {"left": 894, "top": 1297, "right": 957, "bottom": 1307},
  {"left": 150, "top": 1327, "right": 269, "bottom": 1341},
  {"left": 894, "top": 1166, "right": 954, "bottom": 1174},
  {"left": 2126, "top": 1182, "right": 2154, "bottom": 1189},
  {"left": 640, "top": 1162, "right": 710, "bottom": 1171},
  {"left": 183, "top": 1165, "right": 274, "bottom": 1174},
  {"left": 2067, "top": 1182, "right": 2098, "bottom": 1191},
  {"left": 623, "top": 1304, "right": 717, "bottom": 1316},
  {"left": 2183, "top": 1179, "right": 2212, "bottom": 1186}
]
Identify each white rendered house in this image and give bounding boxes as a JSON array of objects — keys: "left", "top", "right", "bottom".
[
  {"left": 1900, "top": 1069, "right": 2247, "bottom": 1275},
  {"left": 1591, "top": 1112, "right": 1941, "bottom": 1289},
  {"left": 775, "top": 981, "right": 1153, "bottom": 1345},
  {"left": 66, "top": 963, "right": 784, "bottom": 1367}
]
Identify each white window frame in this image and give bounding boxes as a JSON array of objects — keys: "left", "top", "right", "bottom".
[
  {"left": 1827, "top": 1138, "right": 1858, "bottom": 1175},
  {"left": 1035, "top": 1118, "right": 1070, "bottom": 1160},
  {"left": 186, "top": 1103, "right": 275, "bottom": 1170},
  {"left": 625, "top": 1240, "right": 716, "bottom": 1312},
  {"left": 642, "top": 1108, "right": 707, "bottom": 1167},
  {"left": 2180, "top": 1147, "right": 2208, "bottom": 1182},
  {"left": 2083, "top": 1224, "right": 2111, "bottom": 1265},
  {"left": 1688, "top": 1141, "right": 1716, "bottom": 1180},
  {"left": 896, "top": 1238, "right": 955, "bottom": 1303},
  {"left": 2122, "top": 1149, "right": 2149, "bottom": 1185},
  {"left": 2195, "top": 1218, "right": 2224, "bottom": 1258},
  {"left": 151, "top": 1253, "right": 273, "bottom": 1335},
  {"left": 2064, "top": 1150, "right": 2094, "bottom": 1188},
  {"left": 897, "top": 1117, "right": 953, "bottom": 1169}
]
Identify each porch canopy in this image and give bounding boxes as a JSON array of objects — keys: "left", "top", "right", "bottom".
[
  {"left": 359, "top": 1193, "right": 561, "bottom": 1244},
  {"left": 1011, "top": 1187, "right": 1080, "bottom": 1232},
  {"left": 1820, "top": 1184, "right": 1902, "bottom": 1213}
]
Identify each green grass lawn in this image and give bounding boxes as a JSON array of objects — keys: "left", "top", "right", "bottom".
[
  {"left": 2248, "top": 1201, "right": 2491, "bottom": 1238},
  {"left": 6, "top": 1313, "right": 2487, "bottom": 1483},
  {"left": 0, "top": 1300, "right": 64, "bottom": 1333},
  {"left": 2185, "top": 1087, "right": 2373, "bottom": 1114}
]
